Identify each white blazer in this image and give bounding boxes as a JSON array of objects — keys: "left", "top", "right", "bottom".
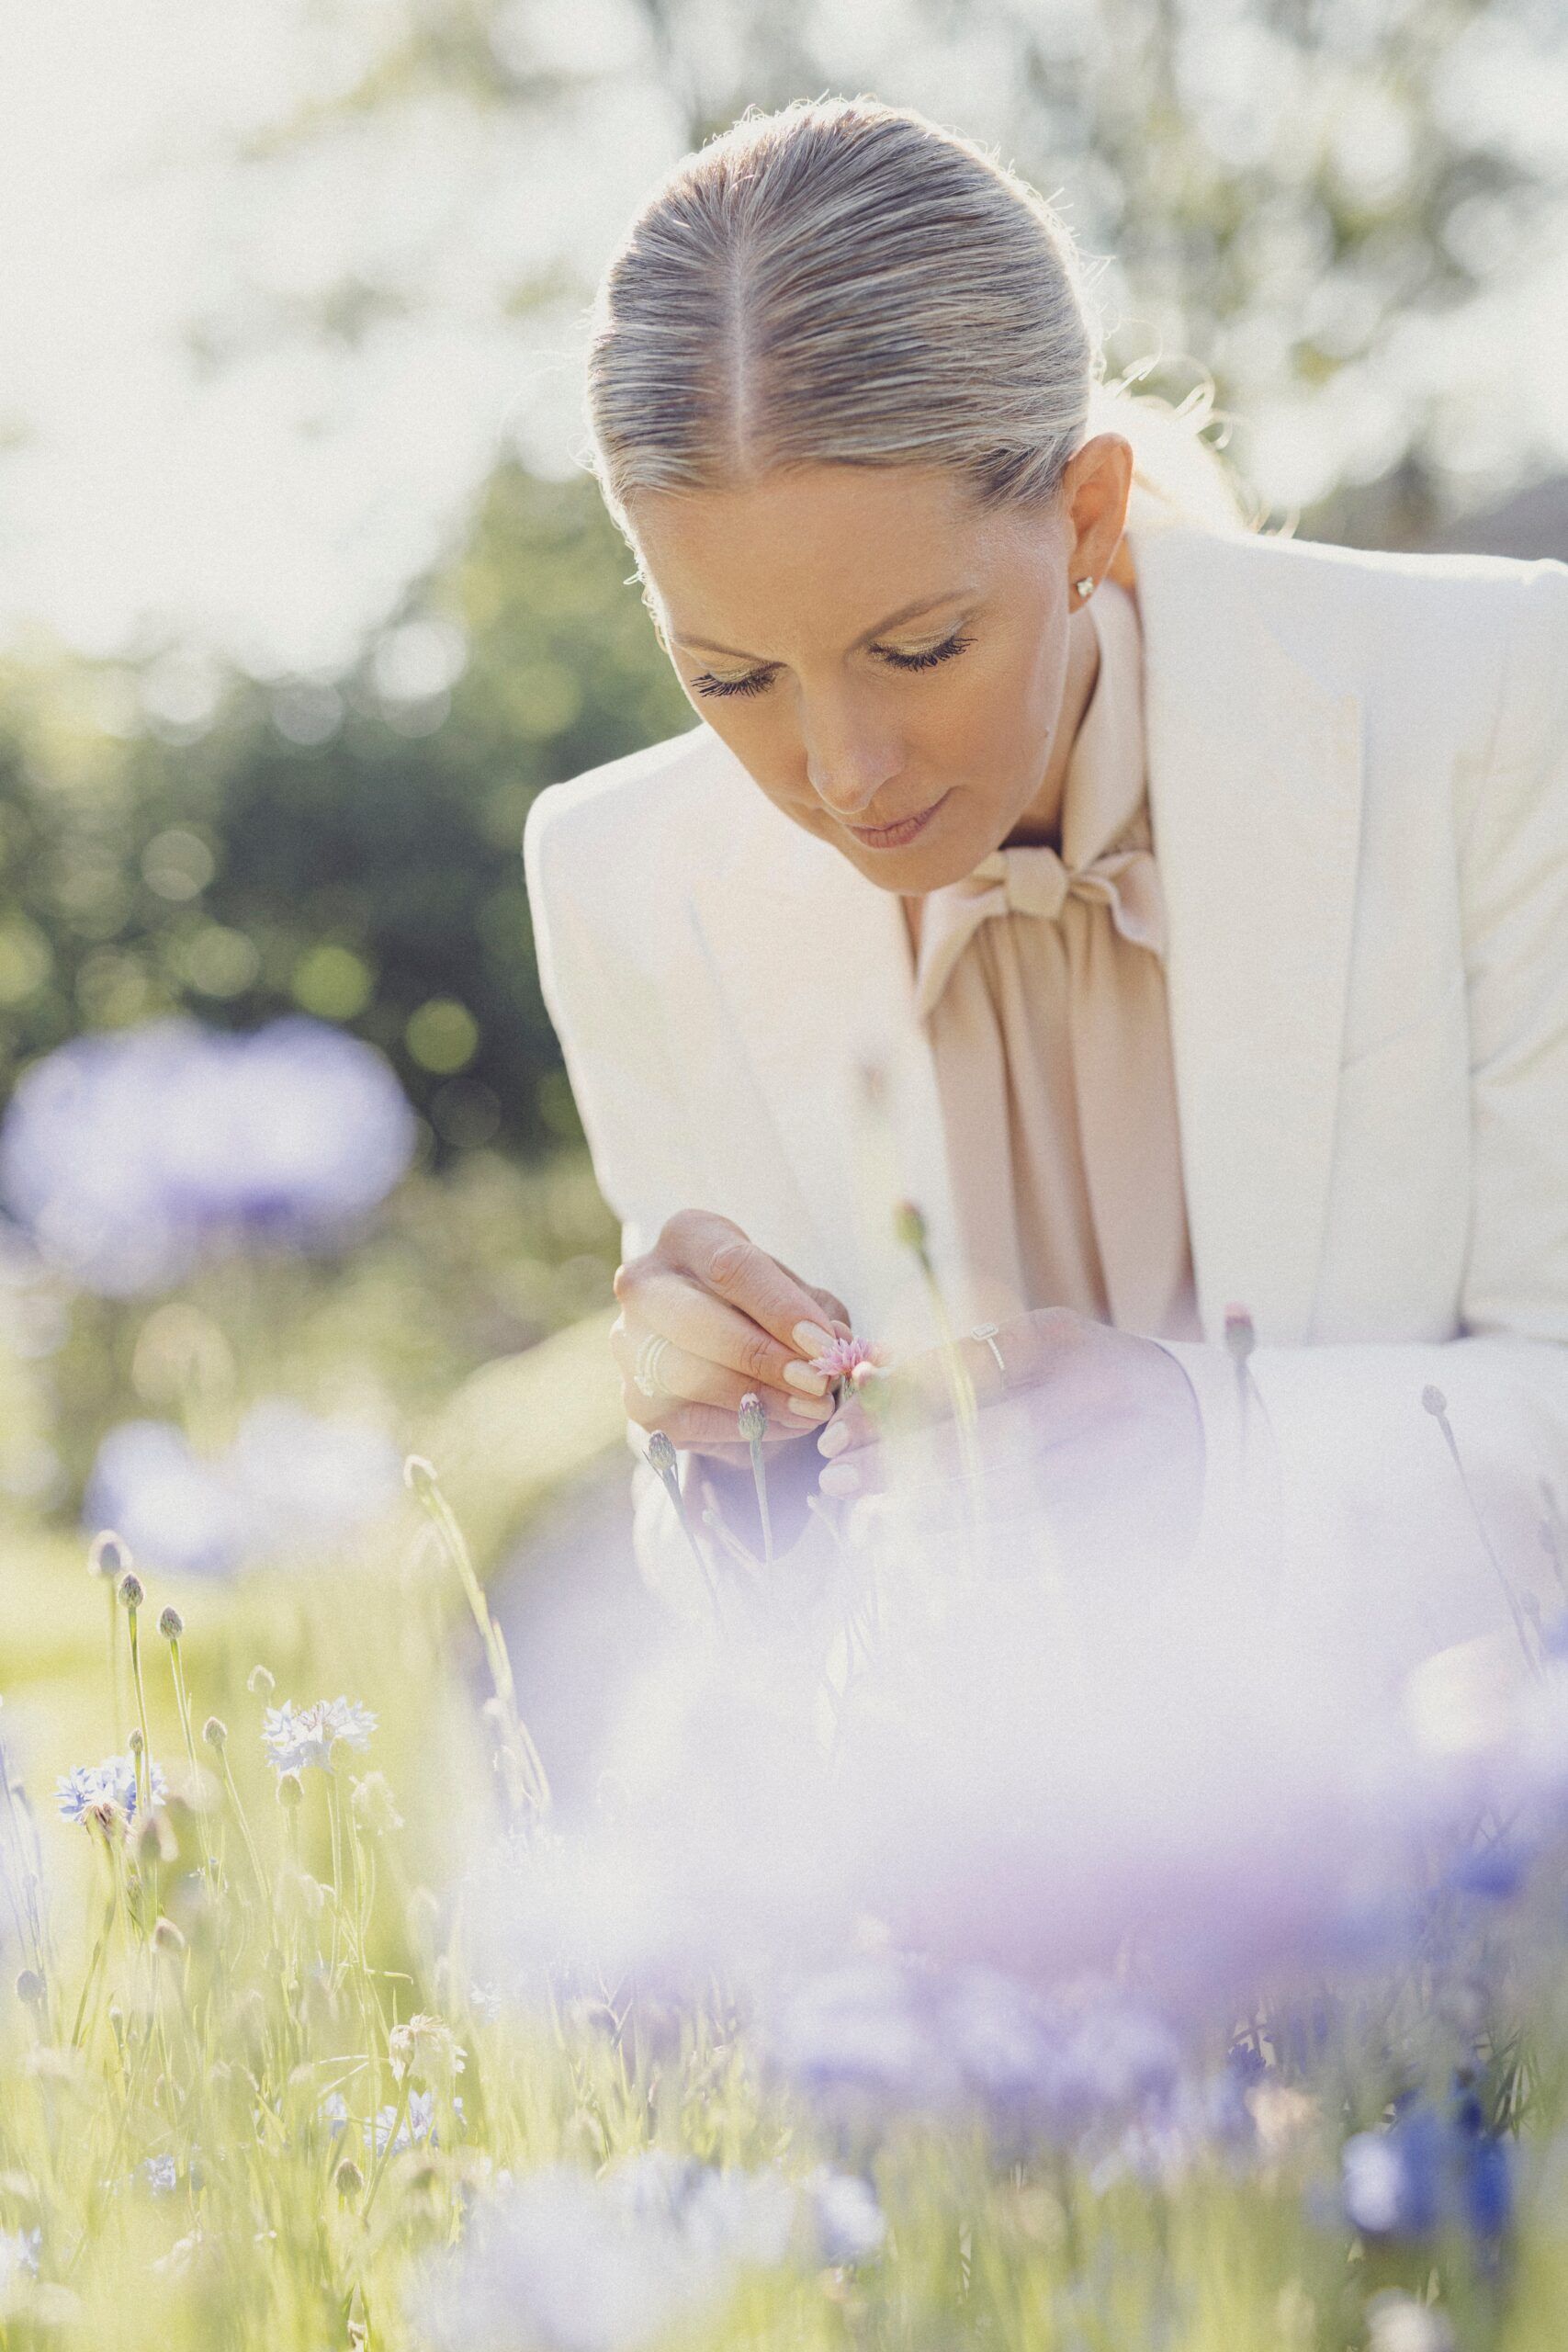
[{"left": 525, "top": 507, "right": 1568, "bottom": 1655}]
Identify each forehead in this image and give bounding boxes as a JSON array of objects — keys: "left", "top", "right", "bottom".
[{"left": 629, "top": 463, "right": 1032, "bottom": 650}]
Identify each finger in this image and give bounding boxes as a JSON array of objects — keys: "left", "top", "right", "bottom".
[
  {"left": 817, "top": 1434, "right": 886, "bottom": 1501},
  {"left": 616, "top": 1267, "right": 832, "bottom": 1400},
  {"left": 773, "top": 1261, "right": 854, "bottom": 1336},
  {"left": 664, "top": 1215, "right": 844, "bottom": 1361},
  {"left": 615, "top": 1326, "right": 834, "bottom": 1433},
  {"left": 818, "top": 1312, "right": 1083, "bottom": 1456}
]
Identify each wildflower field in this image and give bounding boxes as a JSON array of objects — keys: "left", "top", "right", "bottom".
[{"left": 4, "top": 1017, "right": 1568, "bottom": 2352}]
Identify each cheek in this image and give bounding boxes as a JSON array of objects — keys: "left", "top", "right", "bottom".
[{"left": 691, "top": 699, "right": 826, "bottom": 826}]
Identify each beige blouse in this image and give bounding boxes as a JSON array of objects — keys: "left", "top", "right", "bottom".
[{"left": 902, "top": 573, "right": 1202, "bottom": 1342}]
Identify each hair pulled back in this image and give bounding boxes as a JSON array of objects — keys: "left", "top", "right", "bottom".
[{"left": 585, "top": 95, "right": 1255, "bottom": 543}]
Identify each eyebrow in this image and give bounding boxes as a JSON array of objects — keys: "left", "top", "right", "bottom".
[{"left": 672, "top": 587, "right": 976, "bottom": 664}]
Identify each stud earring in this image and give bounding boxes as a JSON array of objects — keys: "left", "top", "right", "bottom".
[{"left": 1075, "top": 577, "right": 1095, "bottom": 600}]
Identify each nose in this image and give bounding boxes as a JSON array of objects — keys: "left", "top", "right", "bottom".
[{"left": 803, "top": 707, "right": 905, "bottom": 822}]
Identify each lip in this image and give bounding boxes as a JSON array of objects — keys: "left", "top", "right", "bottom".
[{"left": 845, "top": 790, "right": 952, "bottom": 851}]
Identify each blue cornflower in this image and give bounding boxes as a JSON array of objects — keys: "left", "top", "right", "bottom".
[
  {"left": 56, "top": 1755, "right": 167, "bottom": 1825},
  {"left": 1342, "top": 2087, "right": 1512, "bottom": 2245},
  {"left": 375, "top": 2089, "right": 463, "bottom": 2155},
  {"left": 0, "top": 2227, "right": 40, "bottom": 2285}
]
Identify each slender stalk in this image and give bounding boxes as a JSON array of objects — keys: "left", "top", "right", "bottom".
[
  {"left": 405, "top": 1457, "right": 550, "bottom": 1817},
  {"left": 1424, "top": 1386, "right": 1540, "bottom": 1675},
  {"left": 164, "top": 1630, "right": 215, "bottom": 1892},
  {"left": 895, "top": 1203, "right": 984, "bottom": 1517},
  {"left": 738, "top": 1396, "right": 773, "bottom": 1563},
  {"left": 120, "top": 1582, "right": 153, "bottom": 1817},
  {"left": 647, "top": 1436, "right": 727, "bottom": 1623}
]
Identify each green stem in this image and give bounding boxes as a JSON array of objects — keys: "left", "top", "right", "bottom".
[
  {"left": 746, "top": 1429, "right": 774, "bottom": 1564},
  {"left": 126, "top": 1607, "right": 153, "bottom": 1816}
]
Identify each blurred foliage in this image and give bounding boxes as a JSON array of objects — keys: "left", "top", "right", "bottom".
[
  {"left": 267, "top": 0, "right": 1568, "bottom": 546},
  {"left": 0, "top": 1140, "right": 622, "bottom": 1530},
  {"left": 0, "top": 464, "right": 690, "bottom": 1159}
]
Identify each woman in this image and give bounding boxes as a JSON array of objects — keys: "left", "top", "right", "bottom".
[{"left": 525, "top": 96, "right": 1568, "bottom": 1643}]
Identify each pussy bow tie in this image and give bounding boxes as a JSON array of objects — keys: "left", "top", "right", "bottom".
[{"left": 911, "top": 838, "right": 1168, "bottom": 1023}]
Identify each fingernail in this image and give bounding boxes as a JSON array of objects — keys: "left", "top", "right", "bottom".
[
  {"left": 782, "top": 1360, "right": 829, "bottom": 1396},
  {"left": 818, "top": 1461, "right": 860, "bottom": 1498},
  {"left": 817, "top": 1419, "right": 851, "bottom": 1458},
  {"left": 787, "top": 1395, "right": 832, "bottom": 1419},
  {"left": 793, "top": 1321, "right": 835, "bottom": 1356}
]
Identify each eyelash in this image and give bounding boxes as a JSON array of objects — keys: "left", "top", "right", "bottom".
[{"left": 691, "top": 628, "right": 976, "bottom": 700}]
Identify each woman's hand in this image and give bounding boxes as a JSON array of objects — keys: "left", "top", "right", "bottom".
[
  {"left": 613, "top": 1210, "right": 853, "bottom": 1464},
  {"left": 816, "top": 1307, "right": 1206, "bottom": 1562}
]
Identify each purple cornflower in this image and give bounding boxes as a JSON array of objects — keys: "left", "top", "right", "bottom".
[
  {"left": 84, "top": 1401, "right": 401, "bottom": 1577},
  {"left": 56, "top": 1754, "right": 167, "bottom": 1826},
  {"left": 0, "top": 1015, "right": 415, "bottom": 1296},
  {"left": 799, "top": 2167, "right": 886, "bottom": 2267},
  {"left": 407, "top": 2165, "right": 730, "bottom": 2352},
  {"left": 261, "top": 1696, "right": 376, "bottom": 1775}
]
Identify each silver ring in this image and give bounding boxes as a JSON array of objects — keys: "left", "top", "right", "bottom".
[
  {"left": 970, "top": 1322, "right": 1005, "bottom": 1377},
  {"left": 633, "top": 1331, "right": 673, "bottom": 1399}
]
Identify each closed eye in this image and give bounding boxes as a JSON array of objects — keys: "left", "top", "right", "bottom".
[{"left": 690, "top": 628, "right": 976, "bottom": 700}]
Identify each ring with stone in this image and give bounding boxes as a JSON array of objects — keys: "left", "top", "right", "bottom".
[
  {"left": 633, "top": 1331, "right": 674, "bottom": 1399},
  {"left": 970, "top": 1322, "right": 1005, "bottom": 1378}
]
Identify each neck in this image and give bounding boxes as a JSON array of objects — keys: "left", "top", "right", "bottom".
[
  {"left": 900, "top": 600, "right": 1104, "bottom": 957},
  {"left": 1003, "top": 600, "right": 1101, "bottom": 851}
]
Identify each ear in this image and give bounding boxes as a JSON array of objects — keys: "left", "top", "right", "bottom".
[{"left": 1066, "top": 433, "right": 1134, "bottom": 578}]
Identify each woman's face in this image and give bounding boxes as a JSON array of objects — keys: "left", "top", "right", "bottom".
[{"left": 627, "top": 435, "right": 1134, "bottom": 893}]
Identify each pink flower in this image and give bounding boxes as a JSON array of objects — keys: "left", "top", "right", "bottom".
[{"left": 808, "top": 1334, "right": 891, "bottom": 1385}]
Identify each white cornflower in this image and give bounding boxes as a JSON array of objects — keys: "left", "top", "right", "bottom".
[
  {"left": 261, "top": 1695, "right": 377, "bottom": 1775},
  {"left": 389, "top": 2014, "right": 466, "bottom": 2087}
]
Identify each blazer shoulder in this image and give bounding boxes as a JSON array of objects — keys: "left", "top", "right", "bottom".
[
  {"left": 1172, "top": 523, "right": 1562, "bottom": 719},
  {"left": 522, "top": 724, "right": 742, "bottom": 926},
  {"left": 525, "top": 723, "right": 728, "bottom": 871}
]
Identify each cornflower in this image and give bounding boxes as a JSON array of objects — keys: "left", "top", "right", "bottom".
[
  {"left": 260, "top": 1696, "right": 377, "bottom": 1776},
  {"left": 56, "top": 1756, "right": 167, "bottom": 1827}
]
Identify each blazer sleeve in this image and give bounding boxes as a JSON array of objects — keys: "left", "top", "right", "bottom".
[
  {"left": 523, "top": 786, "right": 722, "bottom": 1617},
  {"left": 1155, "top": 558, "right": 1568, "bottom": 1668}
]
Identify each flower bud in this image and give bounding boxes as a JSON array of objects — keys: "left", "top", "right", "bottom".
[
  {"left": 158, "top": 1605, "right": 184, "bottom": 1642},
  {"left": 647, "top": 1430, "right": 678, "bottom": 1480},
  {"left": 152, "top": 1917, "right": 186, "bottom": 1956},
  {"left": 276, "top": 1770, "right": 304, "bottom": 1811},
  {"left": 118, "top": 1569, "right": 144, "bottom": 1611},
  {"left": 246, "top": 1665, "right": 275, "bottom": 1699},
  {"left": 334, "top": 2156, "right": 365, "bottom": 2199},
  {"left": 134, "top": 1808, "right": 177, "bottom": 1866},
  {"left": 1224, "top": 1303, "right": 1256, "bottom": 1364},
  {"left": 128, "top": 1728, "right": 144, "bottom": 1756},
  {"left": 737, "top": 1393, "right": 767, "bottom": 1442},
  {"left": 15, "top": 1968, "right": 45, "bottom": 2008},
  {"left": 892, "top": 1199, "right": 928, "bottom": 1252},
  {"left": 88, "top": 1531, "right": 129, "bottom": 1581},
  {"left": 202, "top": 1716, "right": 227, "bottom": 1751},
  {"left": 351, "top": 1771, "right": 404, "bottom": 1835},
  {"left": 403, "top": 1454, "right": 439, "bottom": 1500},
  {"left": 1423, "top": 1385, "right": 1449, "bottom": 1419}
]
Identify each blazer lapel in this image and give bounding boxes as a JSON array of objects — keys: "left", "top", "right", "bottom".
[
  {"left": 685, "top": 790, "right": 960, "bottom": 1346},
  {"left": 686, "top": 514, "right": 1365, "bottom": 1351},
  {"left": 1129, "top": 515, "right": 1364, "bottom": 1344}
]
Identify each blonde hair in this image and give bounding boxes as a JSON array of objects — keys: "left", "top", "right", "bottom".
[{"left": 584, "top": 95, "right": 1259, "bottom": 547}]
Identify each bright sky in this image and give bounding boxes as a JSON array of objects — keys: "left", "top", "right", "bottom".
[{"left": 1, "top": 0, "right": 1565, "bottom": 679}]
